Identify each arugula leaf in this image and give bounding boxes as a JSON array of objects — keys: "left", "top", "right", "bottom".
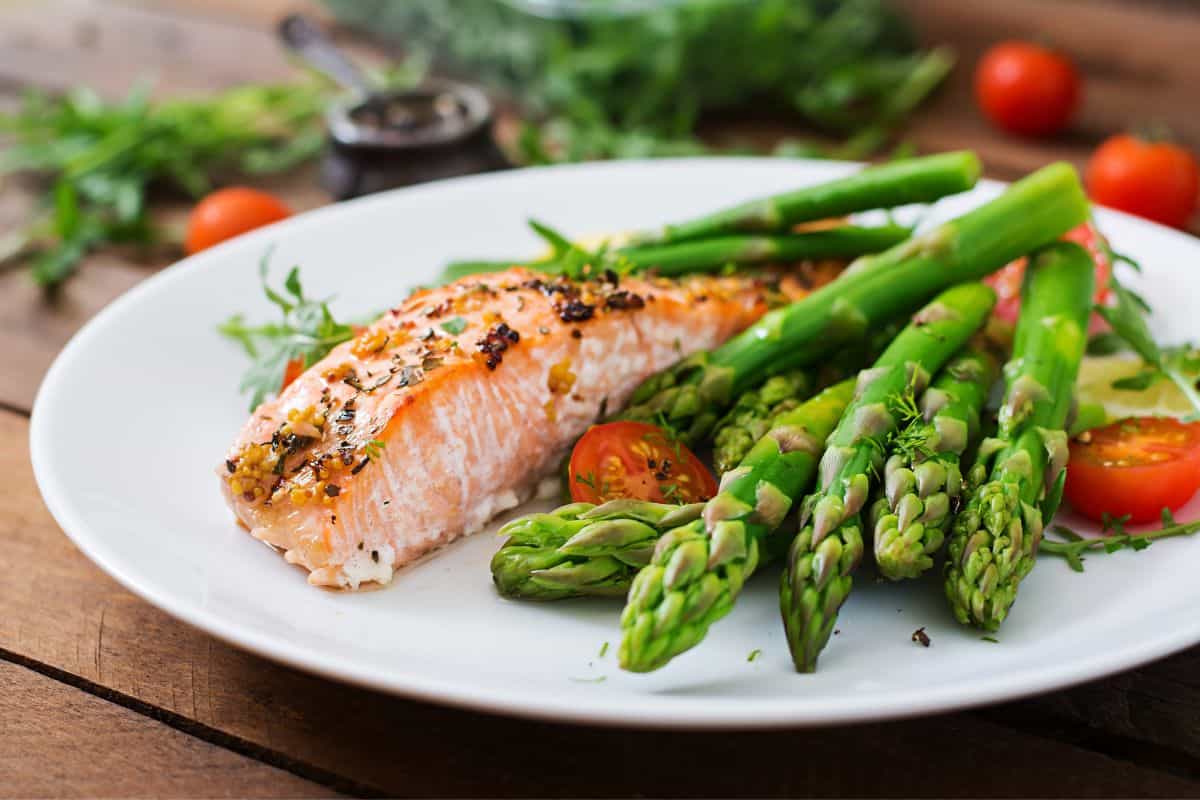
[
  {"left": 218, "top": 250, "right": 357, "bottom": 409},
  {"left": 1111, "top": 370, "right": 1160, "bottom": 392},
  {"left": 1041, "top": 513, "right": 1200, "bottom": 571},
  {"left": 1086, "top": 331, "right": 1127, "bottom": 356}
]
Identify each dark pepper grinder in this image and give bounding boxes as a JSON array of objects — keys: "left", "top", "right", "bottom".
[{"left": 278, "top": 14, "right": 510, "bottom": 200}]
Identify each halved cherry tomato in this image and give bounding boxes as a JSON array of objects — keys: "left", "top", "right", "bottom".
[
  {"left": 1086, "top": 134, "right": 1199, "bottom": 230},
  {"left": 985, "top": 221, "right": 1113, "bottom": 329},
  {"left": 185, "top": 187, "right": 292, "bottom": 254},
  {"left": 1065, "top": 417, "right": 1200, "bottom": 523},
  {"left": 280, "top": 356, "right": 305, "bottom": 394},
  {"left": 975, "top": 41, "right": 1080, "bottom": 137},
  {"left": 568, "top": 421, "right": 718, "bottom": 504}
]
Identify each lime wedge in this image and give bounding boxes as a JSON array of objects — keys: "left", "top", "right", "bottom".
[{"left": 1076, "top": 354, "right": 1193, "bottom": 420}]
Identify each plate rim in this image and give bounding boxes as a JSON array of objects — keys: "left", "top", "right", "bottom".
[{"left": 28, "top": 156, "right": 1200, "bottom": 729}]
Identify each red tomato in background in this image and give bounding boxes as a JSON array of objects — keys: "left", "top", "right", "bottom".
[
  {"left": 975, "top": 41, "right": 1081, "bottom": 137},
  {"left": 568, "top": 421, "right": 718, "bottom": 505},
  {"left": 185, "top": 187, "right": 293, "bottom": 255},
  {"left": 1086, "top": 135, "right": 1200, "bottom": 230},
  {"left": 280, "top": 357, "right": 305, "bottom": 394},
  {"left": 985, "top": 221, "right": 1113, "bottom": 328},
  {"left": 1065, "top": 417, "right": 1200, "bottom": 524}
]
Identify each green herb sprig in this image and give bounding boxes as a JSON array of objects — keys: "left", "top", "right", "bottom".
[
  {"left": 1095, "top": 249, "right": 1200, "bottom": 420},
  {"left": 325, "top": 0, "right": 951, "bottom": 164},
  {"left": 218, "top": 250, "right": 357, "bottom": 409},
  {"left": 1041, "top": 510, "right": 1200, "bottom": 572},
  {"left": 1, "top": 81, "right": 328, "bottom": 286}
]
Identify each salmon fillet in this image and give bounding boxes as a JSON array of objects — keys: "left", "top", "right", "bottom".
[{"left": 219, "top": 267, "right": 818, "bottom": 589}]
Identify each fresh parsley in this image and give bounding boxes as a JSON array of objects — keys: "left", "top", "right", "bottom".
[
  {"left": 218, "top": 249, "right": 356, "bottom": 409},
  {"left": 440, "top": 317, "right": 468, "bottom": 336}
]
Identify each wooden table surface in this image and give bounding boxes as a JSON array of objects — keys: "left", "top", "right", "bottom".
[{"left": 4, "top": 1, "right": 1200, "bottom": 796}]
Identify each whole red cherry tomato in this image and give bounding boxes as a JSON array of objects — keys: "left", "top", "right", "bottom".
[
  {"left": 1086, "top": 134, "right": 1200, "bottom": 229},
  {"left": 185, "top": 187, "right": 292, "bottom": 254},
  {"left": 975, "top": 41, "right": 1081, "bottom": 137}
]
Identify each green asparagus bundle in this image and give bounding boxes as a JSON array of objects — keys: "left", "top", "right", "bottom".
[
  {"left": 780, "top": 282, "right": 997, "bottom": 673},
  {"left": 618, "top": 162, "right": 1090, "bottom": 444},
  {"left": 491, "top": 500, "right": 705, "bottom": 600},
  {"left": 442, "top": 152, "right": 981, "bottom": 282},
  {"left": 868, "top": 345, "right": 999, "bottom": 580},
  {"left": 943, "top": 243, "right": 1094, "bottom": 631},
  {"left": 618, "top": 380, "right": 856, "bottom": 672}
]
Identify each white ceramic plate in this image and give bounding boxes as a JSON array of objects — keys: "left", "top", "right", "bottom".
[{"left": 31, "top": 158, "right": 1200, "bottom": 729}]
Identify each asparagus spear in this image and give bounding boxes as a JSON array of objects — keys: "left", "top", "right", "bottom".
[
  {"left": 710, "top": 321, "right": 902, "bottom": 474},
  {"left": 868, "top": 345, "right": 999, "bottom": 580},
  {"left": 943, "top": 243, "right": 1094, "bottom": 631},
  {"left": 711, "top": 369, "right": 812, "bottom": 476},
  {"left": 623, "top": 151, "right": 981, "bottom": 246},
  {"left": 619, "top": 379, "right": 856, "bottom": 672},
  {"left": 441, "top": 151, "right": 981, "bottom": 282},
  {"left": 490, "top": 500, "right": 802, "bottom": 601},
  {"left": 616, "top": 225, "right": 911, "bottom": 275},
  {"left": 491, "top": 500, "right": 705, "bottom": 600},
  {"left": 780, "top": 282, "right": 997, "bottom": 673},
  {"left": 440, "top": 224, "right": 911, "bottom": 284},
  {"left": 618, "top": 162, "right": 1090, "bottom": 444}
]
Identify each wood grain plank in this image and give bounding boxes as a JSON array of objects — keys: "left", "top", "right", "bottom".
[
  {"left": 0, "top": 0, "right": 383, "bottom": 98},
  {"left": 1, "top": 408, "right": 1198, "bottom": 797},
  {"left": 0, "top": 0, "right": 293, "bottom": 97},
  {"left": 0, "top": 660, "right": 337, "bottom": 798}
]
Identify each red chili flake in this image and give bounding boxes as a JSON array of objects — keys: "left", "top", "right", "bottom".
[{"left": 424, "top": 300, "right": 451, "bottom": 319}]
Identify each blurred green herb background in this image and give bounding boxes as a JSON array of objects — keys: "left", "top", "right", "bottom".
[
  {"left": 324, "top": 0, "right": 950, "bottom": 163},
  {"left": 1, "top": 0, "right": 949, "bottom": 287},
  {"left": 0, "top": 81, "right": 329, "bottom": 286}
]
